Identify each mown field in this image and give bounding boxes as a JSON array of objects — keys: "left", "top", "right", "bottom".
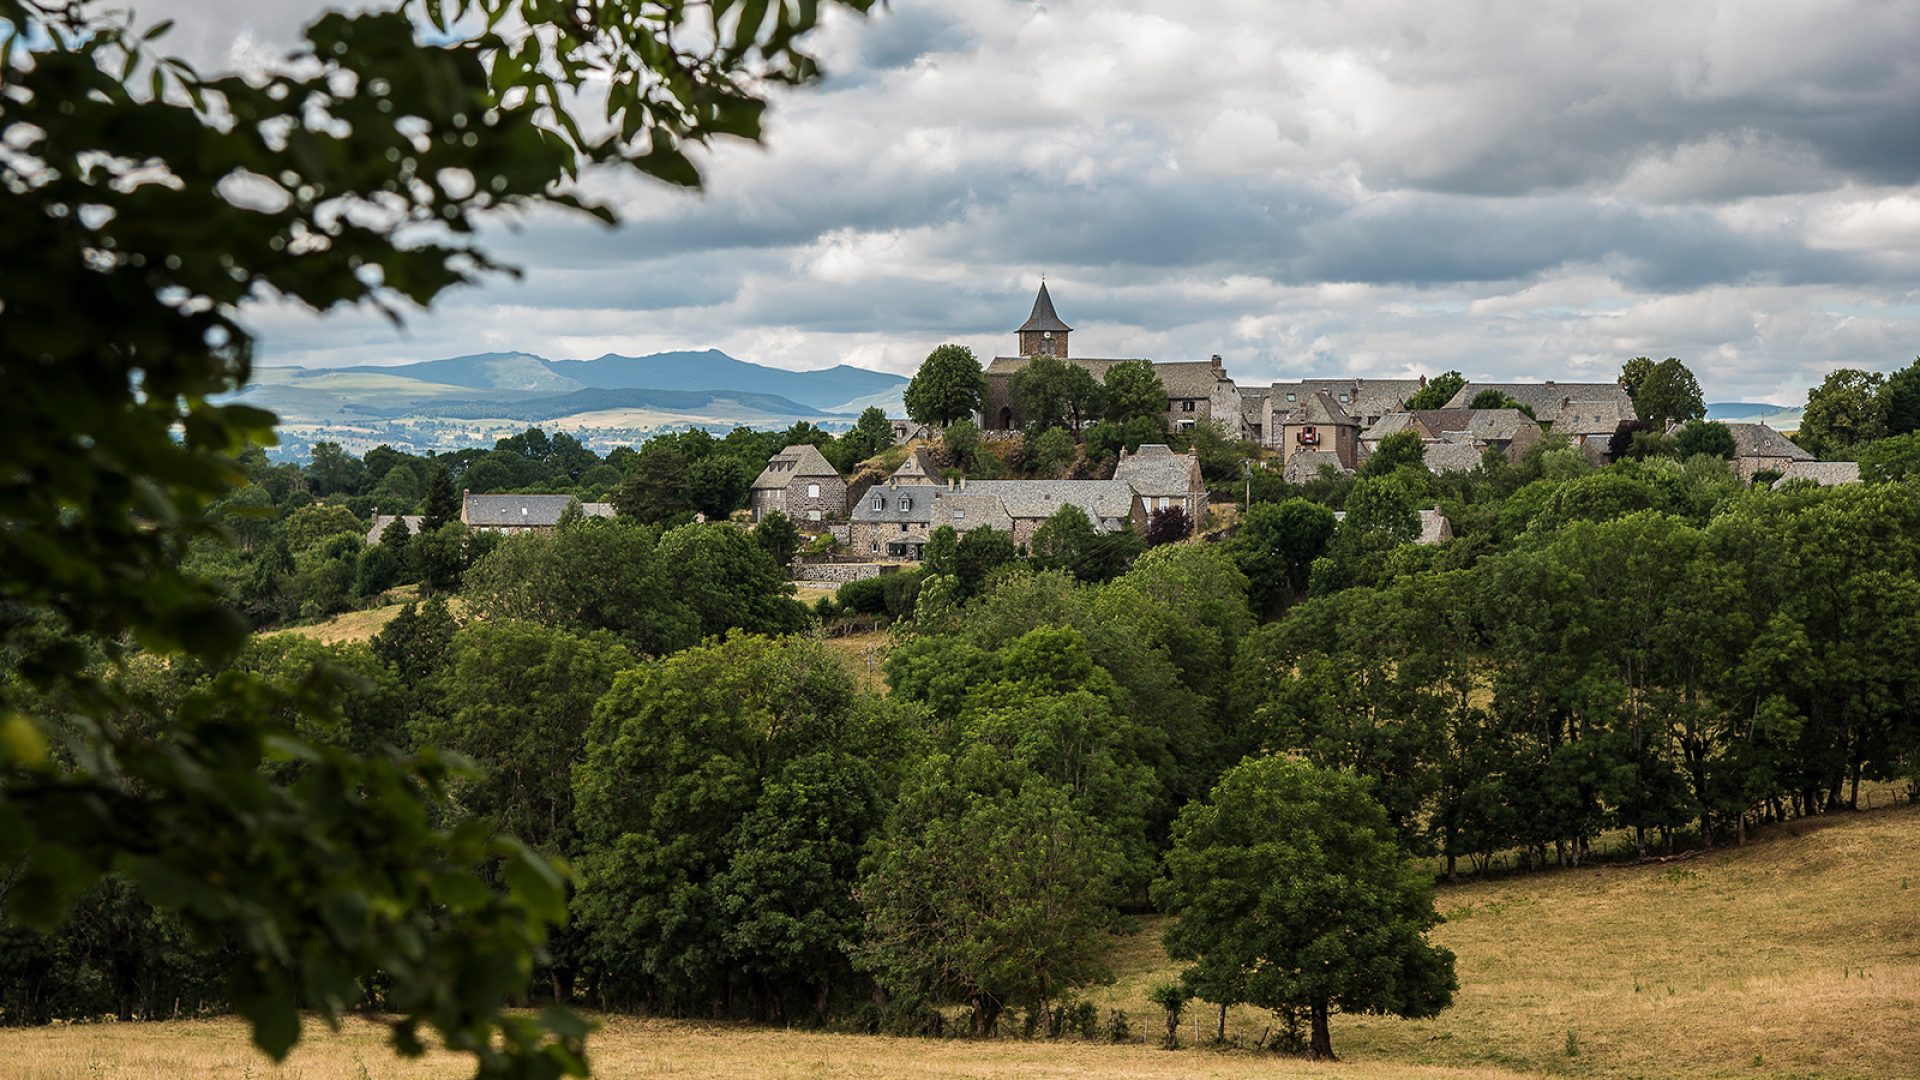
[{"left": 8, "top": 803, "right": 1917, "bottom": 1079}]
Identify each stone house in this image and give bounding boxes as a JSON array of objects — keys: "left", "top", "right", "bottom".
[
  {"left": 460, "top": 494, "right": 614, "bottom": 534},
  {"left": 1254, "top": 377, "right": 1426, "bottom": 449},
  {"left": 1721, "top": 422, "right": 1814, "bottom": 481},
  {"left": 949, "top": 479, "right": 1141, "bottom": 548},
  {"left": 846, "top": 451, "right": 947, "bottom": 559},
  {"left": 1442, "top": 381, "right": 1637, "bottom": 453},
  {"left": 367, "top": 513, "right": 424, "bottom": 545},
  {"left": 1112, "top": 443, "right": 1208, "bottom": 533},
  {"left": 1771, "top": 460, "right": 1860, "bottom": 488},
  {"left": 1361, "top": 408, "right": 1545, "bottom": 473},
  {"left": 749, "top": 444, "right": 846, "bottom": 524},
  {"left": 1279, "top": 391, "right": 1361, "bottom": 472}
]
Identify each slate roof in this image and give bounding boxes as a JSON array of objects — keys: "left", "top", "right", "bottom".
[
  {"left": 1298, "top": 390, "right": 1358, "bottom": 427},
  {"left": 1771, "top": 460, "right": 1860, "bottom": 487},
  {"left": 1551, "top": 398, "right": 1634, "bottom": 436},
  {"left": 1016, "top": 282, "right": 1072, "bottom": 334},
  {"left": 930, "top": 492, "right": 1014, "bottom": 534},
  {"left": 852, "top": 483, "right": 943, "bottom": 523},
  {"left": 1268, "top": 379, "right": 1425, "bottom": 424},
  {"left": 1332, "top": 507, "right": 1453, "bottom": 545},
  {"left": 368, "top": 514, "right": 424, "bottom": 546},
  {"left": 890, "top": 447, "right": 943, "bottom": 484},
  {"left": 751, "top": 443, "right": 840, "bottom": 490},
  {"left": 958, "top": 479, "right": 1138, "bottom": 526},
  {"left": 1723, "top": 422, "right": 1814, "bottom": 462},
  {"left": 1423, "top": 442, "right": 1487, "bottom": 474},
  {"left": 1366, "top": 408, "right": 1539, "bottom": 444},
  {"left": 1283, "top": 450, "right": 1352, "bottom": 484},
  {"left": 1442, "top": 381, "right": 1637, "bottom": 428},
  {"left": 1112, "top": 444, "right": 1201, "bottom": 498},
  {"left": 985, "top": 356, "right": 1231, "bottom": 399},
  {"left": 461, "top": 495, "right": 614, "bottom": 528}
]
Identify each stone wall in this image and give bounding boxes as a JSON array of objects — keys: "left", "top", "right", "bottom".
[{"left": 791, "top": 561, "right": 897, "bottom": 583}]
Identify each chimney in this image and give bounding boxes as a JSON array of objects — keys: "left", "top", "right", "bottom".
[
  {"left": 1544, "top": 380, "right": 1555, "bottom": 388},
  {"left": 1210, "top": 353, "right": 1224, "bottom": 375},
  {"left": 1418, "top": 374, "right": 1428, "bottom": 388}
]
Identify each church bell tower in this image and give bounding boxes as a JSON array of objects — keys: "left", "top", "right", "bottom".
[{"left": 1015, "top": 281, "right": 1072, "bottom": 358}]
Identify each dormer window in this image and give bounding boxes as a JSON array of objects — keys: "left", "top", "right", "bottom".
[
  {"left": 872, "top": 495, "right": 886, "bottom": 511},
  {"left": 1285, "top": 393, "right": 1297, "bottom": 402},
  {"left": 899, "top": 496, "right": 912, "bottom": 511}
]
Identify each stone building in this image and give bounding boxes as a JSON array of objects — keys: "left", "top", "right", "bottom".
[
  {"left": 980, "top": 284, "right": 1246, "bottom": 435},
  {"left": 1278, "top": 391, "right": 1361, "bottom": 473},
  {"left": 1720, "top": 422, "right": 1815, "bottom": 481},
  {"left": 460, "top": 494, "right": 614, "bottom": 534},
  {"left": 1250, "top": 377, "right": 1427, "bottom": 449},
  {"left": 1112, "top": 443, "right": 1208, "bottom": 533},
  {"left": 1442, "top": 381, "right": 1636, "bottom": 452},
  {"left": 847, "top": 450, "right": 945, "bottom": 559},
  {"left": 1360, "top": 408, "right": 1545, "bottom": 473},
  {"left": 749, "top": 443, "right": 845, "bottom": 523}
]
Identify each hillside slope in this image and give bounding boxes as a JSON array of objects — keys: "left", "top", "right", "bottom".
[{"left": 8, "top": 802, "right": 1914, "bottom": 1078}]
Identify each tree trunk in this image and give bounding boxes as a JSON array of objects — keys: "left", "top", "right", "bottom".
[
  {"left": 1216, "top": 1001, "right": 1227, "bottom": 1043},
  {"left": 1309, "top": 999, "right": 1335, "bottom": 1060}
]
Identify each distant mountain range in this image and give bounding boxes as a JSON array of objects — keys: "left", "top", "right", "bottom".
[
  {"left": 239, "top": 348, "right": 909, "bottom": 457},
  {"left": 1706, "top": 401, "right": 1803, "bottom": 429}
]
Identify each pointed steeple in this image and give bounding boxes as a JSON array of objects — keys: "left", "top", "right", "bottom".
[{"left": 1016, "top": 281, "right": 1072, "bottom": 357}]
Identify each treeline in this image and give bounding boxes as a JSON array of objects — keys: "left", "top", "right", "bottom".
[{"left": 11, "top": 417, "right": 1920, "bottom": 1055}]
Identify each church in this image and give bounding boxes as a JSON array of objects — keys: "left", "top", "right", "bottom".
[{"left": 979, "top": 283, "right": 1246, "bottom": 435}]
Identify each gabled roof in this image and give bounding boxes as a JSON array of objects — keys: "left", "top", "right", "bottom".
[
  {"left": 890, "top": 447, "right": 943, "bottom": 484},
  {"left": 1423, "top": 442, "right": 1486, "bottom": 474},
  {"left": 1772, "top": 460, "right": 1860, "bottom": 487},
  {"left": 851, "top": 483, "right": 944, "bottom": 523},
  {"left": 1366, "top": 408, "right": 1539, "bottom": 444},
  {"left": 368, "top": 514, "right": 424, "bottom": 546},
  {"left": 1112, "top": 444, "right": 1202, "bottom": 498},
  {"left": 959, "top": 479, "right": 1138, "bottom": 525},
  {"left": 984, "top": 356, "right": 1231, "bottom": 398},
  {"left": 1443, "top": 381, "right": 1637, "bottom": 422},
  {"left": 751, "top": 443, "right": 840, "bottom": 490},
  {"left": 1268, "top": 379, "right": 1425, "bottom": 424},
  {"left": 462, "top": 495, "right": 613, "bottom": 528},
  {"left": 1723, "top": 422, "right": 1814, "bottom": 462},
  {"left": 1297, "top": 390, "right": 1358, "bottom": 427},
  {"left": 1016, "top": 282, "right": 1073, "bottom": 334},
  {"left": 1331, "top": 507, "right": 1453, "bottom": 545},
  {"left": 1282, "top": 450, "right": 1352, "bottom": 484}
]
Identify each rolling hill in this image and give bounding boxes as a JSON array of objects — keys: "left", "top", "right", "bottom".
[{"left": 238, "top": 348, "right": 911, "bottom": 456}]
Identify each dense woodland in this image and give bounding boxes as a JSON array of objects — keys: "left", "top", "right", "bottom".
[{"left": 9, "top": 350, "right": 1920, "bottom": 1058}]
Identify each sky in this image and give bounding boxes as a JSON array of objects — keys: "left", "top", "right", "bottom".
[{"left": 161, "top": 1, "right": 1920, "bottom": 403}]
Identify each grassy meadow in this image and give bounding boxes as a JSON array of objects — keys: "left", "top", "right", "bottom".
[{"left": 8, "top": 802, "right": 1917, "bottom": 1079}]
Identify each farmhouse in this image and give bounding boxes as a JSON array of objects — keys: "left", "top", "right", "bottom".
[
  {"left": 1722, "top": 422, "right": 1815, "bottom": 481},
  {"left": 461, "top": 494, "right": 614, "bottom": 534},
  {"left": 749, "top": 443, "right": 846, "bottom": 523},
  {"left": 1112, "top": 444, "right": 1208, "bottom": 533}
]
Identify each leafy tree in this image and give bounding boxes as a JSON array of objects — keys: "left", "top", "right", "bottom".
[
  {"left": 1620, "top": 357, "right": 1658, "bottom": 401},
  {"left": 421, "top": 464, "right": 461, "bottom": 531},
  {"left": 307, "top": 442, "right": 368, "bottom": 497},
  {"left": 1362, "top": 429, "right": 1428, "bottom": 477},
  {"left": 1405, "top": 371, "right": 1465, "bottom": 411},
  {"left": 413, "top": 522, "right": 474, "bottom": 598},
  {"left": 1153, "top": 757, "right": 1456, "bottom": 1059},
  {"left": 417, "top": 622, "right": 632, "bottom": 856},
  {"left": 1468, "top": 389, "right": 1532, "bottom": 417},
  {"left": 754, "top": 511, "right": 803, "bottom": 567},
  {"left": 1230, "top": 499, "right": 1337, "bottom": 612},
  {"left": 903, "top": 344, "right": 987, "bottom": 427},
  {"left": 573, "top": 634, "right": 898, "bottom": 1015},
  {"left": 462, "top": 521, "right": 696, "bottom": 653},
  {"left": 371, "top": 597, "right": 460, "bottom": 689},
  {"left": 1673, "top": 420, "right": 1737, "bottom": 460},
  {"left": 1031, "top": 504, "right": 1140, "bottom": 583},
  {"left": 1883, "top": 358, "right": 1920, "bottom": 437},
  {"left": 1860, "top": 431, "right": 1920, "bottom": 483},
  {"left": 859, "top": 755, "right": 1118, "bottom": 1036},
  {"left": 686, "top": 454, "right": 757, "bottom": 520},
  {"left": 1632, "top": 358, "right": 1706, "bottom": 423},
  {"left": 942, "top": 419, "right": 981, "bottom": 473},
  {"left": 284, "top": 503, "right": 364, "bottom": 553},
  {"left": 1083, "top": 416, "right": 1168, "bottom": 464},
  {"left": 954, "top": 527, "right": 1018, "bottom": 599},
  {"left": 1027, "top": 426, "right": 1077, "bottom": 478},
  {"left": 657, "top": 523, "right": 810, "bottom": 639},
  {"left": 613, "top": 444, "right": 691, "bottom": 523},
  {"left": 840, "top": 407, "right": 897, "bottom": 467},
  {"left": 1102, "top": 360, "right": 1167, "bottom": 426},
  {"left": 1012, "top": 356, "right": 1102, "bottom": 433},
  {"left": 1799, "top": 368, "right": 1889, "bottom": 457}
]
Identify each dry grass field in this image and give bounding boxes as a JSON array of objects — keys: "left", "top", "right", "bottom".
[{"left": 8, "top": 804, "right": 1917, "bottom": 1079}]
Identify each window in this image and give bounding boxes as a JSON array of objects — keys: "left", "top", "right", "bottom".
[
  {"left": 1181, "top": 400, "right": 1196, "bottom": 412},
  {"left": 953, "top": 509, "right": 966, "bottom": 521},
  {"left": 1338, "top": 393, "right": 1350, "bottom": 403},
  {"left": 872, "top": 495, "right": 885, "bottom": 511},
  {"left": 899, "top": 496, "right": 912, "bottom": 511},
  {"left": 808, "top": 509, "right": 821, "bottom": 522},
  {"left": 808, "top": 483, "right": 821, "bottom": 498},
  {"left": 1158, "top": 496, "right": 1169, "bottom": 510},
  {"left": 1285, "top": 392, "right": 1297, "bottom": 402},
  {"left": 871, "top": 539, "right": 879, "bottom": 553},
  {"left": 900, "top": 523, "right": 908, "bottom": 533}
]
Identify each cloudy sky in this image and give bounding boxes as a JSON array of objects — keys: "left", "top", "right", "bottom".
[{"left": 183, "top": 1, "right": 1920, "bottom": 403}]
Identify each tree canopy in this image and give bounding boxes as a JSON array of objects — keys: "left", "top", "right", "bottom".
[{"left": 904, "top": 344, "right": 987, "bottom": 427}]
